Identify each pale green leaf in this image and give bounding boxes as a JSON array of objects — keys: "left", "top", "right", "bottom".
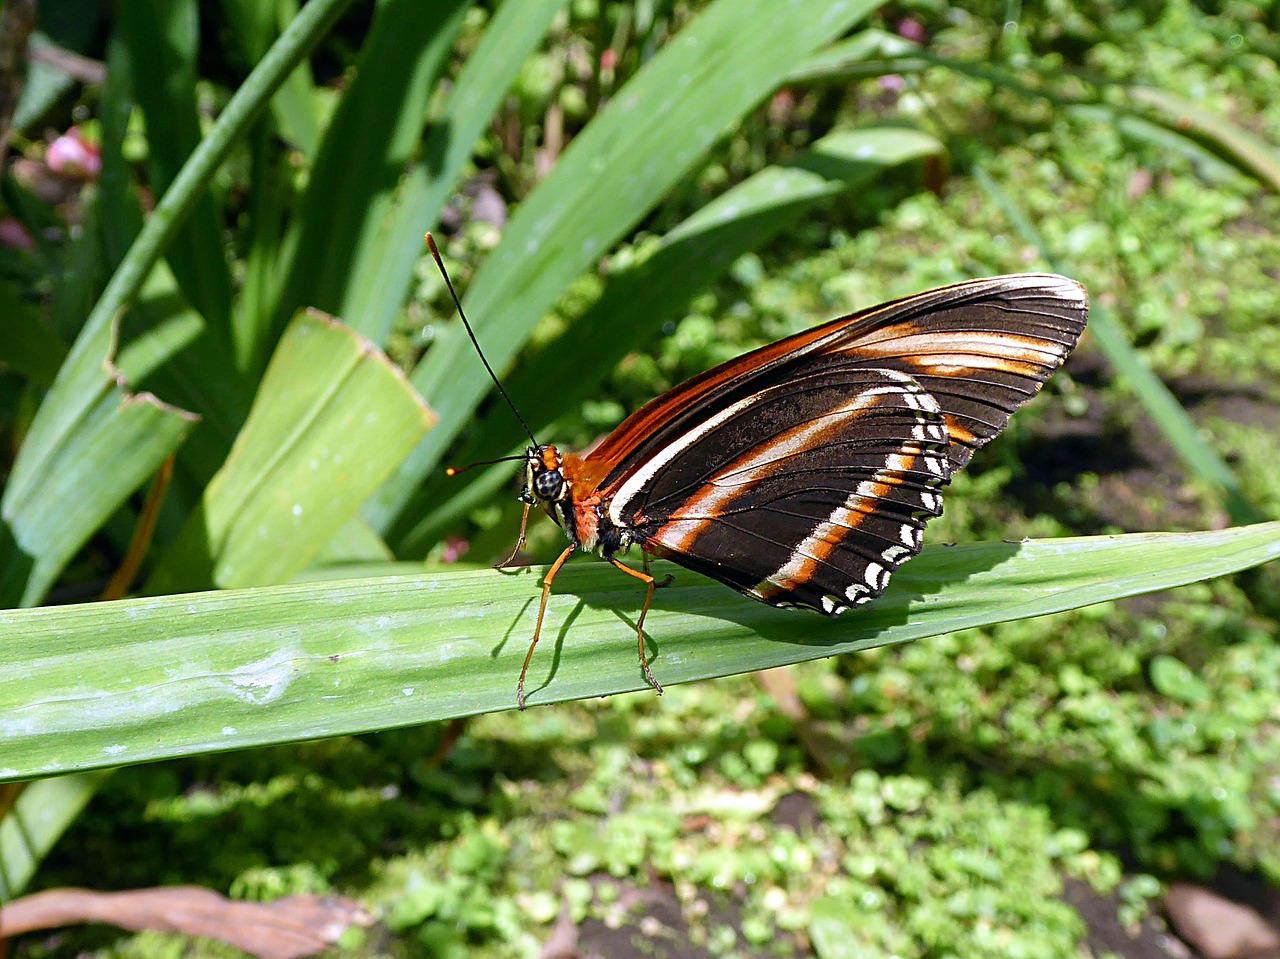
[
  {"left": 0, "top": 772, "right": 111, "bottom": 900},
  {"left": 276, "top": 0, "right": 471, "bottom": 337},
  {"left": 2, "top": 523, "right": 1276, "bottom": 782},
  {"left": 339, "top": 0, "right": 570, "bottom": 341},
  {"left": 148, "top": 310, "right": 435, "bottom": 593},
  {"left": 1124, "top": 86, "right": 1280, "bottom": 193}
]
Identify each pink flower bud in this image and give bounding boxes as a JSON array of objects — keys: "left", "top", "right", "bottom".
[
  {"left": 896, "top": 17, "right": 926, "bottom": 44},
  {"left": 47, "top": 127, "right": 101, "bottom": 179}
]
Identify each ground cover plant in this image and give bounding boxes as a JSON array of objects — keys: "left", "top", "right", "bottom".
[{"left": 2, "top": 0, "right": 1280, "bottom": 957}]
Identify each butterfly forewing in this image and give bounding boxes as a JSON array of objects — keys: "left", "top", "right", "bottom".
[
  {"left": 839, "top": 275, "right": 1088, "bottom": 468},
  {"left": 588, "top": 273, "right": 1087, "bottom": 481}
]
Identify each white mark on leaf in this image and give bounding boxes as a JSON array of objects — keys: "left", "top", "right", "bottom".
[{"left": 227, "top": 649, "right": 296, "bottom": 705}]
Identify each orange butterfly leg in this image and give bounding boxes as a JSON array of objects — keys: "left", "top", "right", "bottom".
[
  {"left": 608, "top": 558, "right": 664, "bottom": 697},
  {"left": 517, "top": 543, "right": 576, "bottom": 709}
]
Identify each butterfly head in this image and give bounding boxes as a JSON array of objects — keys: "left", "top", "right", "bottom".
[{"left": 521, "top": 444, "right": 567, "bottom": 505}]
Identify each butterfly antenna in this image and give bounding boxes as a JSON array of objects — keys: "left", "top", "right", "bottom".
[
  {"left": 425, "top": 232, "right": 538, "bottom": 447},
  {"left": 444, "top": 453, "right": 529, "bottom": 478}
]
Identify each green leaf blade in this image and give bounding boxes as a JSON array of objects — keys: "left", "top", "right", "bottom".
[
  {"left": 277, "top": 0, "right": 470, "bottom": 337},
  {"left": 339, "top": 0, "right": 569, "bottom": 340},
  {"left": 3, "top": 523, "right": 1277, "bottom": 782},
  {"left": 148, "top": 311, "right": 435, "bottom": 593},
  {"left": 371, "top": 0, "right": 881, "bottom": 529},
  {"left": 1, "top": 384, "right": 198, "bottom": 608},
  {"left": 117, "top": 0, "right": 234, "bottom": 327}
]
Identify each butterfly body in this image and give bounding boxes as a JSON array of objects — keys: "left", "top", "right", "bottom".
[{"left": 494, "top": 273, "right": 1088, "bottom": 707}]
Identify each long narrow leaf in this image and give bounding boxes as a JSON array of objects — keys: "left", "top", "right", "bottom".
[
  {"left": 784, "top": 28, "right": 928, "bottom": 85},
  {"left": 0, "top": 374, "right": 198, "bottom": 607},
  {"left": 116, "top": 0, "right": 234, "bottom": 327},
  {"left": 340, "top": 0, "right": 570, "bottom": 341},
  {"left": 3, "top": 523, "right": 1277, "bottom": 782},
  {"left": 0, "top": 772, "right": 111, "bottom": 901},
  {"left": 1124, "top": 86, "right": 1280, "bottom": 193},
  {"left": 368, "top": 0, "right": 880, "bottom": 531},
  {"left": 275, "top": 0, "right": 470, "bottom": 339}
]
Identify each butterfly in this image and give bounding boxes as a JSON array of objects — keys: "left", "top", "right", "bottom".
[{"left": 431, "top": 238, "right": 1088, "bottom": 708}]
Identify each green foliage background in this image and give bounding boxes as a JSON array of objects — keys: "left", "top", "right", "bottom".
[{"left": 2, "top": 0, "right": 1280, "bottom": 956}]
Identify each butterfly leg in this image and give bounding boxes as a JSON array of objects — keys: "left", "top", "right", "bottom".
[
  {"left": 495, "top": 502, "right": 533, "bottom": 569},
  {"left": 517, "top": 543, "right": 576, "bottom": 710},
  {"left": 608, "top": 558, "right": 664, "bottom": 697},
  {"left": 642, "top": 552, "right": 675, "bottom": 589}
]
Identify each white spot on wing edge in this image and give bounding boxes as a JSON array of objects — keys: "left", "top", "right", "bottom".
[
  {"left": 821, "top": 594, "right": 848, "bottom": 615},
  {"left": 846, "top": 583, "right": 870, "bottom": 602},
  {"left": 865, "top": 562, "right": 886, "bottom": 589}
]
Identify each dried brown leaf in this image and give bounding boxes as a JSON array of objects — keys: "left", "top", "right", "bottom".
[{"left": 0, "top": 886, "right": 373, "bottom": 959}]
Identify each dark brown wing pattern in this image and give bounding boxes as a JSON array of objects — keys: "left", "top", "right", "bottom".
[
  {"left": 610, "top": 367, "right": 951, "bottom": 614},
  {"left": 589, "top": 274, "right": 1087, "bottom": 481},
  {"left": 837, "top": 275, "right": 1088, "bottom": 469},
  {"left": 590, "top": 274, "right": 1088, "bottom": 614}
]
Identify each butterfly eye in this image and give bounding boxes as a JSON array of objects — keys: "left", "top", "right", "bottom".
[{"left": 533, "top": 469, "right": 564, "bottom": 501}]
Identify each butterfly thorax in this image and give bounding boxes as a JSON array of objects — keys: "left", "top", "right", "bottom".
[{"left": 520, "top": 444, "right": 631, "bottom": 558}]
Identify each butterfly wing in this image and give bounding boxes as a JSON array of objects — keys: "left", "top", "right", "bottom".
[
  {"left": 589, "top": 273, "right": 1088, "bottom": 476},
  {"left": 838, "top": 274, "right": 1088, "bottom": 468},
  {"left": 584, "top": 274, "right": 1088, "bottom": 613},
  {"left": 610, "top": 366, "right": 951, "bottom": 614}
]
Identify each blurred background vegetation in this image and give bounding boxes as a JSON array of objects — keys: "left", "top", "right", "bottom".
[{"left": 2, "top": 0, "right": 1280, "bottom": 956}]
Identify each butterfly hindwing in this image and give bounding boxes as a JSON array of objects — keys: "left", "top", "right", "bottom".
[{"left": 608, "top": 367, "right": 951, "bottom": 614}]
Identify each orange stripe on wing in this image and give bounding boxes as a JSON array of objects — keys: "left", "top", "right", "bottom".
[
  {"left": 849, "top": 331, "right": 1069, "bottom": 376},
  {"left": 751, "top": 447, "right": 945, "bottom": 607},
  {"left": 586, "top": 320, "right": 839, "bottom": 473},
  {"left": 648, "top": 389, "right": 912, "bottom": 554}
]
